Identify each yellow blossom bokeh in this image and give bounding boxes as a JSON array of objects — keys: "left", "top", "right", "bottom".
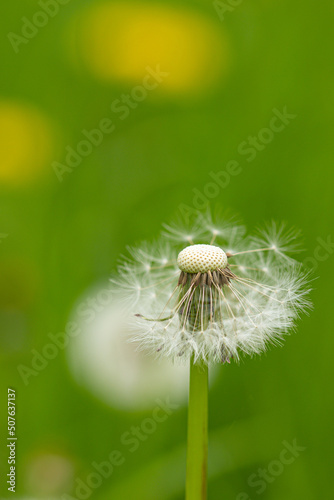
[
  {"left": 0, "top": 101, "right": 54, "bottom": 186},
  {"left": 72, "top": 2, "right": 230, "bottom": 95}
]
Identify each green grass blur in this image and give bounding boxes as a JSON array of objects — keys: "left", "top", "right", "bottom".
[{"left": 0, "top": 0, "right": 333, "bottom": 499}]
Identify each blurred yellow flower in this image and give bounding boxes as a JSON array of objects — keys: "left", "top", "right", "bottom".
[
  {"left": 0, "top": 101, "right": 54, "bottom": 186},
  {"left": 72, "top": 2, "right": 230, "bottom": 95},
  {"left": 25, "top": 452, "right": 74, "bottom": 497}
]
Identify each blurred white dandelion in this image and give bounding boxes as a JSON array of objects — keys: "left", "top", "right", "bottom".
[
  {"left": 66, "top": 284, "right": 191, "bottom": 410},
  {"left": 113, "top": 213, "right": 312, "bottom": 364}
]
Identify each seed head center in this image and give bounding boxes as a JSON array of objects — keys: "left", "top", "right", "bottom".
[{"left": 177, "top": 244, "right": 228, "bottom": 274}]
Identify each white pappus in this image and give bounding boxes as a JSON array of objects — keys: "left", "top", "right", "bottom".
[{"left": 112, "top": 213, "right": 312, "bottom": 364}]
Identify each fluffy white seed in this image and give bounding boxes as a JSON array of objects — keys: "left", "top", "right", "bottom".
[{"left": 177, "top": 244, "right": 228, "bottom": 273}]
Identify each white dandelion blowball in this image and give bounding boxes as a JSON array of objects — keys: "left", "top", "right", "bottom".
[
  {"left": 112, "top": 213, "right": 312, "bottom": 364},
  {"left": 66, "top": 284, "right": 190, "bottom": 410}
]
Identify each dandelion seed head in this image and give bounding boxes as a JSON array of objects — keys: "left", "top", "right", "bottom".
[{"left": 112, "top": 212, "right": 312, "bottom": 365}]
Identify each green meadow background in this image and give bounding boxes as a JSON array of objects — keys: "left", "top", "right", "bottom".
[{"left": 0, "top": 0, "right": 333, "bottom": 499}]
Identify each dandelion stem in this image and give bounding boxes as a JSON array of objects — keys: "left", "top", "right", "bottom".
[{"left": 186, "top": 356, "right": 208, "bottom": 500}]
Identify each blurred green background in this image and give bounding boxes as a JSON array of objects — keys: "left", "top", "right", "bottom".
[{"left": 0, "top": 0, "right": 333, "bottom": 499}]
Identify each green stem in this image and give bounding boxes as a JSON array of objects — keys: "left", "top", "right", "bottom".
[{"left": 186, "top": 356, "right": 208, "bottom": 500}]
